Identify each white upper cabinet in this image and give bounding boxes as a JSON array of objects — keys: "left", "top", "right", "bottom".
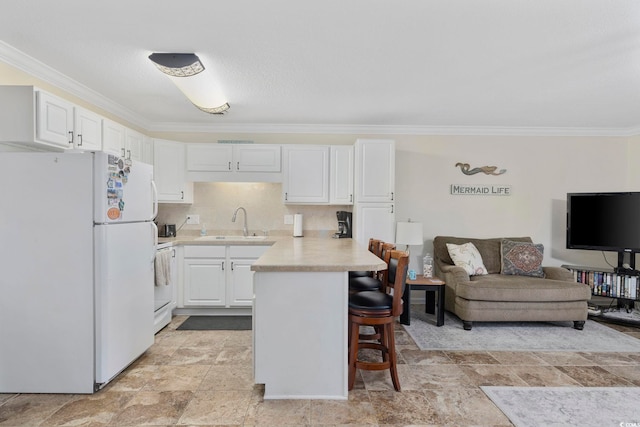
[
  {"left": 102, "top": 118, "right": 126, "bottom": 157},
  {"left": 73, "top": 107, "right": 102, "bottom": 151},
  {"left": 0, "top": 86, "right": 75, "bottom": 150},
  {"left": 330, "top": 145, "right": 354, "bottom": 205},
  {"left": 355, "top": 139, "right": 395, "bottom": 203},
  {"left": 153, "top": 139, "right": 193, "bottom": 203},
  {"left": 186, "top": 143, "right": 282, "bottom": 182},
  {"left": 36, "top": 91, "right": 74, "bottom": 148},
  {"left": 283, "top": 145, "right": 330, "bottom": 204},
  {"left": 186, "top": 144, "right": 233, "bottom": 172}
]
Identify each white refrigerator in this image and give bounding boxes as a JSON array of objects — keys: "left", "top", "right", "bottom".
[{"left": 0, "top": 151, "right": 157, "bottom": 393}]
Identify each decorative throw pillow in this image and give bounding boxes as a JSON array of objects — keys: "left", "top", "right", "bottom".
[
  {"left": 446, "top": 242, "right": 488, "bottom": 276},
  {"left": 501, "top": 239, "right": 544, "bottom": 277}
]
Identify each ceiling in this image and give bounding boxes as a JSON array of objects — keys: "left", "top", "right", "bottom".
[{"left": 1, "top": 0, "right": 639, "bottom": 135}]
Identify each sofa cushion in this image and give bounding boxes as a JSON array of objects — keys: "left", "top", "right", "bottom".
[
  {"left": 446, "top": 242, "right": 488, "bottom": 275},
  {"left": 501, "top": 239, "right": 544, "bottom": 277},
  {"left": 434, "top": 236, "right": 532, "bottom": 274},
  {"left": 456, "top": 274, "right": 591, "bottom": 302}
]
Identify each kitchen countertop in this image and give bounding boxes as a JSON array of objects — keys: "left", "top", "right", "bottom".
[
  {"left": 251, "top": 237, "right": 386, "bottom": 272},
  {"left": 157, "top": 235, "right": 281, "bottom": 246}
]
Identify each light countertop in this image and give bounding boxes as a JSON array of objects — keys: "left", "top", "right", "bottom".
[{"left": 251, "top": 237, "right": 386, "bottom": 272}]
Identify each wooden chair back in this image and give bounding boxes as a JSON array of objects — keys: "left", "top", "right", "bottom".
[{"left": 382, "top": 250, "right": 409, "bottom": 317}]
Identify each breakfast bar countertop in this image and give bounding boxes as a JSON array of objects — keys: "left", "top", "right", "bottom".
[{"left": 251, "top": 237, "right": 386, "bottom": 272}]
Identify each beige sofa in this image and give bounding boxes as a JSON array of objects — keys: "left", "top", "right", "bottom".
[{"left": 433, "top": 236, "right": 591, "bottom": 330}]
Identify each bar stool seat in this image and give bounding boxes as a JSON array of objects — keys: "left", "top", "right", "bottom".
[
  {"left": 349, "top": 241, "right": 395, "bottom": 294},
  {"left": 348, "top": 249, "right": 408, "bottom": 392}
]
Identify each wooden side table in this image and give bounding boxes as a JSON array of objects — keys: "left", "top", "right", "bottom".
[{"left": 400, "top": 276, "right": 446, "bottom": 326}]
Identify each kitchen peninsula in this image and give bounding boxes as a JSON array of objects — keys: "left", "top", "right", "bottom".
[{"left": 251, "top": 237, "right": 386, "bottom": 399}]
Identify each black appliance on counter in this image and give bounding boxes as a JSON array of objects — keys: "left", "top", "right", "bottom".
[
  {"left": 158, "top": 224, "right": 176, "bottom": 237},
  {"left": 334, "top": 211, "right": 352, "bottom": 238}
]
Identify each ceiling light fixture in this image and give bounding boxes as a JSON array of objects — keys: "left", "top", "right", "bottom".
[{"left": 148, "top": 53, "right": 230, "bottom": 114}]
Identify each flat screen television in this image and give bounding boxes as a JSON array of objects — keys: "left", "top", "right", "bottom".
[{"left": 566, "top": 192, "right": 640, "bottom": 272}]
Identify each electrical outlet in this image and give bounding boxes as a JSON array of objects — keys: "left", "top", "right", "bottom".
[
  {"left": 284, "top": 214, "right": 294, "bottom": 225},
  {"left": 186, "top": 214, "right": 200, "bottom": 225}
]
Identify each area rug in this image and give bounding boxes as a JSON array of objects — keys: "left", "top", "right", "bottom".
[
  {"left": 176, "top": 315, "right": 252, "bottom": 330},
  {"left": 482, "top": 386, "right": 640, "bottom": 427},
  {"left": 402, "top": 309, "right": 640, "bottom": 352}
]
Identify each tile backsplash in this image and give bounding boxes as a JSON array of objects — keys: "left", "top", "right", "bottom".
[{"left": 155, "top": 182, "right": 348, "bottom": 237}]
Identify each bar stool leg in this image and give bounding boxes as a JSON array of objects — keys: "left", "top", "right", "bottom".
[{"left": 348, "top": 318, "right": 360, "bottom": 390}]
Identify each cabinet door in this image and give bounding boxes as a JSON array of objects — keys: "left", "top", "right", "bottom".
[
  {"left": 354, "top": 203, "right": 395, "bottom": 248},
  {"left": 35, "top": 91, "right": 73, "bottom": 148},
  {"left": 283, "top": 145, "right": 330, "bottom": 204},
  {"left": 355, "top": 139, "right": 395, "bottom": 203},
  {"left": 186, "top": 144, "right": 233, "bottom": 172},
  {"left": 234, "top": 145, "right": 281, "bottom": 172},
  {"left": 183, "top": 258, "right": 226, "bottom": 306},
  {"left": 330, "top": 145, "right": 354, "bottom": 205},
  {"left": 154, "top": 139, "right": 193, "bottom": 203},
  {"left": 140, "top": 135, "right": 154, "bottom": 165},
  {"left": 102, "top": 119, "right": 126, "bottom": 156},
  {"left": 125, "top": 128, "right": 144, "bottom": 162},
  {"left": 229, "top": 259, "right": 256, "bottom": 307},
  {"left": 73, "top": 107, "right": 102, "bottom": 151}
]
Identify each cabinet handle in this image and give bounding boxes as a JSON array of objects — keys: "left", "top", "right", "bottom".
[
  {"left": 237, "top": 161, "right": 240, "bottom": 170},
  {"left": 231, "top": 262, "right": 235, "bottom": 271},
  {"left": 171, "top": 249, "right": 176, "bottom": 258},
  {"left": 127, "top": 149, "right": 131, "bottom": 160},
  {"left": 68, "top": 131, "right": 73, "bottom": 145},
  {"left": 285, "top": 192, "right": 288, "bottom": 201},
  {"left": 121, "top": 148, "right": 126, "bottom": 157},
  {"left": 390, "top": 192, "right": 394, "bottom": 201},
  {"left": 350, "top": 194, "right": 353, "bottom": 203},
  {"left": 77, "top": 134, "right": 82, "bottom": 146},
  {"left": 181, "top": 191, "right": 184, "bottom": 200},
  {"left": 222, "top": 261, "right": 225, "bottom": 271},
  {"left": 228, "top": 161, "right": 231, "bottom": 171},
  {"left": 390, "top": 204, "right": 394, "bottom": 213}
]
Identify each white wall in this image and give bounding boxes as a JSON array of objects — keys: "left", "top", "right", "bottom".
[{"left": 394, "top": 135, "right": 631, "bottom": 268}]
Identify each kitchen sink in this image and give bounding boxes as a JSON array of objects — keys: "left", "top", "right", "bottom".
[{"left": 196, "top": 235, "right": 267, "bottom": 241}]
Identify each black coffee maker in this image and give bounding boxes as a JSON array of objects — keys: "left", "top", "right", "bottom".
[{"left": 335, "top": 211, "right": 352, "bottom": 238}]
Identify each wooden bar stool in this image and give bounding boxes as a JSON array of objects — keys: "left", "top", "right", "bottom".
[
  {"left": 348, "top": 249, "right": 409, "bottom": 391},
  {"left": 349, "top": 241, "right": 395, "bottom": 294},
  {"left": 348, "top": 238, "right": 382, "bottom": 280}
]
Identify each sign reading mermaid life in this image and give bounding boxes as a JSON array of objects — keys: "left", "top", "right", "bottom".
[
  {"left": 451, "top": 162, "right": 511, "bottom": 196},
  {"left": 450, "top": 184, "right": 512, "bottom": 196}
]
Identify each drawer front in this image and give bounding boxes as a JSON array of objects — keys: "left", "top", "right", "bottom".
[
  {"left": 183, "top": 245, "right": 226, "bottom": 258},
  {"left": 229, "top": 245, "right": 270, "bottom": 258}
]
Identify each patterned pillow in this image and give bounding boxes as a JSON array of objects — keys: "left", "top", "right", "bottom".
[
  {"left": 501, "top": 239, "right": 544, "bottom": 277},
  {"left": 446, "top": 242, "right": 488, "bottom": 276}
]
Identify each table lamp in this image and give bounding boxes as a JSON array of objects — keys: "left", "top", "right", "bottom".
[{"left": 395, "top": 221, "right": 424, "bottom": 252}]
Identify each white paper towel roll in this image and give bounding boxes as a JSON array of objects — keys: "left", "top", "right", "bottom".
[{"left": 293, "top": 213, "right": 303, "bottom": 237}]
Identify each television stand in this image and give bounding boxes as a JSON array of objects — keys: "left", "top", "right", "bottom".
[
  {"left": 562, "top": 265, "right": 640, "bottom": 327},
  {"left": 615, "top": 251, "right": 640, "bottom": 275}
]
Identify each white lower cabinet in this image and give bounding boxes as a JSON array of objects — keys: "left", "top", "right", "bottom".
[
  {"left": 182, "top": 244, "right": 269, "bottom": 308},
  {"left": 183, "top": 246, "right": 226, "bottom": 307}
]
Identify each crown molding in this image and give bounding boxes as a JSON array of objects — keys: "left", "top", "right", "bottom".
[
  {"left": 0, "top": 41, "right": 151, "bottom": 129},
  {"left": 2, "top": 41, "right": 639, "bottom": 138},
  {"left": 146, "top": 121, "right": 639, "bottom": 137}
]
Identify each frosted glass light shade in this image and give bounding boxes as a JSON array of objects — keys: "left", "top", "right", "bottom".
[
  {"left": 149, "top": 52, "right": 229, "bottom": 114},
  {"left": 395, "top": 222, "right": 423, "bottom": 246}
]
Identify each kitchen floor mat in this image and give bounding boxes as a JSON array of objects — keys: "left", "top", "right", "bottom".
[{"left": 176, "top": 315, "right": 252, "bottom": 330}]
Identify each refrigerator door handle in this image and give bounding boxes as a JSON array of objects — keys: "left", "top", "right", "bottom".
[
  {"left": 151, "top": 180, "right": 158, "bottom": 220},
  {"left": 151, "top": 221, "right": 158, "bottom": 249}
]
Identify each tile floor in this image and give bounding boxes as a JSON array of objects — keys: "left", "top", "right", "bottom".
[{"left": 1, "top": 314, "right": 640, "bottom": 426}]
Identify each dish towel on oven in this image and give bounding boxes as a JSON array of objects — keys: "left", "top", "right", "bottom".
[{"left": 155, "top": 249, "right": 172, "bottom": 286}]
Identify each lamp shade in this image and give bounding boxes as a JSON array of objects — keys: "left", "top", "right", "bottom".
[{"left": 395, "top": 222, "right": 423, "bottom": 246}]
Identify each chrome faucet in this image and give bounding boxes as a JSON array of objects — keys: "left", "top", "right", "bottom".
[{"left": 232, "top": 207, "right": 248, "bottom": 237}]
